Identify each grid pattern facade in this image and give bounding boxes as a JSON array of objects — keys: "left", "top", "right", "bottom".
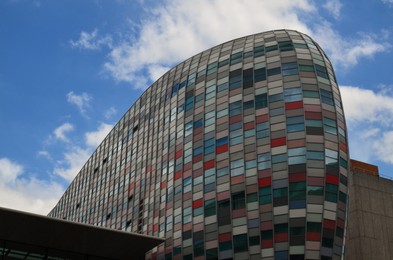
[{"left": 49, "top": 30, "right": 349, "bottom": 260}]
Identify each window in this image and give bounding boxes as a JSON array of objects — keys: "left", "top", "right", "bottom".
[
  {"left": 266, "top": 45, "right": 278, "bottom": 52},
  {"left": 205, "top": 111, "right": 215, "bottom": 127},
  {"left": 204, "top": 138, "right": 215, "bottom": 155},
  {"left": 324, "top": 117, "right": 337, "bottom": 135},
  {"left": 205, "top": 84, "right": 216, "bottom": 101},
  {"left": 315, "top": 64, "right": 329, "bottom": 79},
  {"left": 234, "top": 234, "right": 248, "bottom": 252},
  {"left": 204, "top": 199, "right": 216, "bottom": 217},
  {"left": 259, "top": 187, "right": 272, "bottom": 205},
  {"left": 232, "top": 191, "right": 246, "bottom": 209},
  {"left": 255, "top": 93, "right": 268, "bottom": 109},
  {"left": 278, "top": 40, "right": 294, "bottom": 51},
  {"left": 254, "top": 67, "right": 266, "bottom": 82},
  {"left": 230, "top": 158, "right": 244, "bottom": 176},
  {"left": 269, "top": 93, "right": 283, "bottom": 103},
  {"left": 206, "top": 62, "right": 218, "bottom": 75},
  {"left": 243, "top": 100, "right": 254, "bottom": 110},
  {"left": 267, "top": 67, "right": 281, "bottom": 76},
  {"left": 230, "top": 128, "right": 243, "bottom": 146},
  {"left": 230, "top": 51, "right": 243, "bottom": 65},
  {"left": 307, "top": 151, "right": 324, "bottom": 160},
  {"left": 243, "top": 68, "right": 253, "bottom": 88},
  {"left": 284, "top": 87, "right": 302, "bottom": 102},
  {"left": 325, "top": 148, "right": 338, "bottom": 166},
  {"left": 288, "top": 147, "right": 306, "bottom": 165},
  {"left": 218, "top": 59, "right": 229, "bottom": 68},
  {"left": 229, "top": 101, "right": 242, "bottom": 116},
  {"left": 254, "top": 45, "right": 265, "bottom": 57},
  {"left": 320, "top": 89, "right": 334, "bottom": 106},
  {"left": 286, "top": 116, "right": 304, "bottom": 133},
  {"left": 229, "top": 69, "right": 242, "bottom": 90},
  {"left": 218, "top": 200, "right": 231, "bottom": 226},
  {"left": 325, "top": 183, "right": 338, "bottom": 202},
  {"left": 289, "top": 181, "right": 306, "bottom": 208},
  {"left": 255, "top": 122, "right": 268, "bottom": 140},
  {"left": 257, "top": 152, "right": 271, "bottom": 170},
  {"left": 282, "top": 62, "right": 298, "bottom": 76}
]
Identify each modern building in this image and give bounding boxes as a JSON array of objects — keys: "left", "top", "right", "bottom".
[
  {"left": 49, "top": 30, "right": 349, "bottom": 259},
  {"left": 346, "top": 160, "right": 393, "bottom": 260}
]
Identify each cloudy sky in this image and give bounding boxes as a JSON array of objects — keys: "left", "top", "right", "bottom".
[{"left": 1, "top": 0, "right": 392, "bottom": 215}]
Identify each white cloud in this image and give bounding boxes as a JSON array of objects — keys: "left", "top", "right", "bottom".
[
  {"left": 323, "top": 0, "right": 342, "bottom": 19},
  {"left": 53, "top": 122, "right": 113, "bottom": 181},
  {"left": 0, "top": 158, "right": 64, "bottom": 215},
  {"left": 104, "top": 0, "right": 315, "bottom": 89},
  {"left": 382, "top": 0, "right": 393, "bottom": 4},
  {"left": 312, "top": 22, "right": 389, "bottom": 69},
  {"left": 340, "top": 85, "right": 393, "bottom": 125},
  {"left": 70, "top": 28, "right": 113, "bottom": 50},
  {"left": 85, "top": 123, "right": 113, "bottom": 147},
  {"left": 54, "top": 146, "right": 91, "bottom": 182},
  {"left": 37, "top": 150, "right": 52, "bottom": 160},
  {"left": 104, "top": 106, "right": 118, "bottom": 119},
  {"left": 341, "top": 85, "right": 393, "bottom": 165},
  {"left": 53, "top": 122, "right": 74, "bottom": 142},
  {"left": 0, "top": 158, "right": 23, "bottom": 183},
  {"left": 66, "top": 91, "right": 92, "bottom": 116}
]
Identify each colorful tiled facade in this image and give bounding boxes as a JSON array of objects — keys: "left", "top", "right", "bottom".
[{"left": 49, "top": 30, "right": 349, "bottom": 259}]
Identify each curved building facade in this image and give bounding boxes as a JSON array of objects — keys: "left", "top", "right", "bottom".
[{"left": 49, "top": 30, "right": 349, "bottom": 259}]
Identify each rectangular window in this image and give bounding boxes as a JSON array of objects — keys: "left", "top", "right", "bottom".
[
  {"left": 254, "top": 67, "right": 266, "bottom": 82},
  {"left": 282, "top": 62, "right": 298, "bottom": 76},
  {"left": 229, "top": 69, "right": 242, "bottom": 90},
  {"left": 217, "top": 200, "right": 231, "bottom": 226},
  {"left": 230, "top": 51, "right": 243, "bottom": 65},
  {"left": 315, "top": 64, "right": 329, "bottom": 79},
  {"left": 255, "top": 93, "right": 268, "bottom": 109},
  {"left": 324, "top": 117, "right": 337, "bottom": 135},
  {"left": 206, "top": 62, "right": 218, "bottom": 75},
  {"left": 267, "top": 67, "right": 281, "bottom": 76},
  {"left": 256, "top": 121, "right": 269, "bottom": 138},
  {"left": 288, "top": 147, "right": 306, "bottom": 165},
  {"left": 278, "top": 41, "right": 294, "bottom": 51},
  {"left": 243, "top": 68, "right": 253, "bottom": 89},
  {"left": 229, "top": 101, "right": 242, "bottom": 116},
  {"left": 230, "top": 158, "right": 244, "bottom": 176},
  {"left": 204, "top": 199, "right": 216, "bottom": 217},
  {"left": 254, "top": 45, "right": 265, "bottom": 57},
  {"left": 232, "top": 191, "right": 246, "bottom": 209},
  {"left": 286, "top": 116, "right": 304, "bottom": 133},
  {"left": 320, "top": 89, "right": 334, "bottom": 106},
  {"left": 257, "top": 152, "right": 271, "bottom": 170},
  {"left": 284, "top": 87, "right": 302, "bottom": 102}
]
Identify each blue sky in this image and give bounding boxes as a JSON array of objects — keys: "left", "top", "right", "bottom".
[{"left": 1, "top": 0, "right": 392, "bottom": 214}]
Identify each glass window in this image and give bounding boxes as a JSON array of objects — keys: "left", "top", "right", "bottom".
[
  {"left": 320, "top": 89, "right": 334, "bottom": 106},
  {"left": 231, "top": 158, "right": 244, "bottom": 176},
  {"left": 278, "top": 40, "right": 294, "bottom": 51},
  {"left": 230, "top": 51, "right": 243, "bottom": 65},
  {"left": 232, "top": 191, "right": 246, "bottom": 209},
  {"left": 258, "top": 152, "right": 271, "bottom": 170},
  {"left": 204, "top": 199, "right": 216, "bottom": 217},
  {"left": 234, "top": 234, "right": 248, "bottom": 253},
  {"left": 315, "top": 64, "right": 329, "bottom": 79},
  {"left": 229, "top": 69, "right": 242, "bottom": 90},
  {"left": 243, "top": 68, "right": 253, "bottom": 89},
  {"left": 282, "top": 62, "right": 298, "bottom": 76},
  {"left": 254, "top": 45, "right": 265, "bottom": 57},
  {"left": 266, "top": 45, "right": 278, "bottom": 52},
  {"left": 255, "top": 93, "right": 268, "bottom": 109},
  {"left": 218, "top": 200, "right": 231, "bottom": 226},
  {"left": 218, "top": 59, "right": 229, "bottom": 68},
  {"left": 229, "top": 101, "right": 242, "bottom": 116},
  {"left": 254, "top": 67, "right": 266, "bottom": 82},
  {"left": 324, "top": 117, "right": 337, "bottom": 135},
  {"left": 284, "top": 87, "right": 302, "bottom": 102},
  {"left": 267, "top": 67, "right": 281, "bottom": 76}
]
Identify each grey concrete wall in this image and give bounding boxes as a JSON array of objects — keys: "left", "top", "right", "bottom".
[{"left": 346, "top": 171, "right": 393, "bottom": 260}]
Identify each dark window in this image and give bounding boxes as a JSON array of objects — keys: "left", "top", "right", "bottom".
[
  {"left": 282, "top": 62, "right": 298, "bottom": 76},
  {"left": 315, "top": 64, "right": 329, "bottom": 79},
  {"left": 320, "top": 89, "right": 334, "bottom": 106},
  {"left": 232, "top": 191, "right": 246, "bottom": 209},
  {"left": 267, "top": 67, "right": 281, "bottom": 76},
  {"left": 255, "top": 93, "right": 268, "bottom": 109},
  {"left": 243, "top": 68, "right": 253, "bottom": 88},
  {"left": 254, "top": 45, "right": 265, "bottom": 57},
  {"left": 217, "top": 200, "right": 231, "bottom": 226},
  {"left": 229, "top": 101, "right": 242, "bottom": 116},
  {"left": 265, "top": 45, "right": 278, "bottom": 52},
  {"left": 229, "top": 69, "right": 242, "bottom": 90},
  {"left": 234, "top": 234, "right": 248, "bottom": 253},
  {"left": 254, "top": 67, "right": 266, "bottom": 82},
  {"left": 230, "top": 52, "right": 243, "bottom": 65},
  {"left": 278, "top": 40, "right": 294, "bottom": 51}
]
